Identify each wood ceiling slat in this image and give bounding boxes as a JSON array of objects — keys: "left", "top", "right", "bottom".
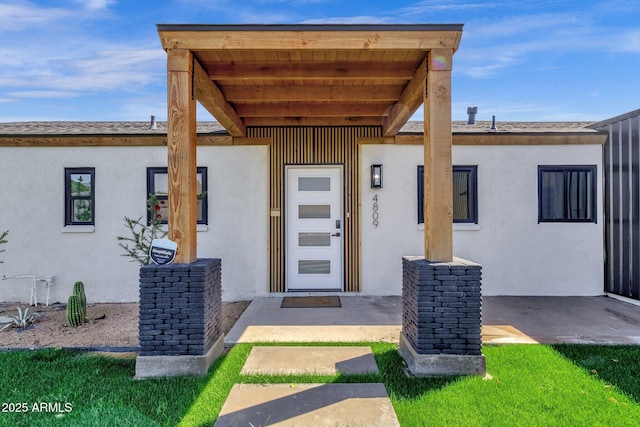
[
  {"left": 244, "top": 117, "right": 383, "bottom": 126},
  {"left": 235, "top": 102, "right": 390, "bottom": 117},
  {"left": 223, "top": 85, "right": 405, "bottom": 102},
  {"left": 204, "top": 62, "right": 417, "bottom": 80}
]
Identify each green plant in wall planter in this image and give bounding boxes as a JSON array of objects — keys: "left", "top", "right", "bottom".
[
  {"left": 2, "top": 306, "right": 39, "bottom": 331},
  {"left": 117, "top": 195, "right": 168, "bottom": 266},
  {"left": 0, "top": 230, "right": 8, "bottom": 264}
]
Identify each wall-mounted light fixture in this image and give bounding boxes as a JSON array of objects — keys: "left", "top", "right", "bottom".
[{"left": 371, "top": 164, "right": 383, "bottom": 188}]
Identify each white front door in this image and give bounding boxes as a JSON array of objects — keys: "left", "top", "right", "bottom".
[{"left": 286, "top": 166, "right": 343, "bottom": 291}]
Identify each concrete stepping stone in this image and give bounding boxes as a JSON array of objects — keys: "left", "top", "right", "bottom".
[
  {"left": 240, "top": 346, "right": 379, "bottom": 375},
  {"left": 213, "top": 383, "right": 400, "bottom": 427}
]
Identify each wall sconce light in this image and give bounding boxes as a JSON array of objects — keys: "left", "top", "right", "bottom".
[{"left": 371, "top": 164, "right": 383, "bottom": 188}]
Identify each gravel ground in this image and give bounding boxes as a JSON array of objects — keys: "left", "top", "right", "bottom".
[{"left": 0, "top": 301, "right": 249, "bottom": 350}]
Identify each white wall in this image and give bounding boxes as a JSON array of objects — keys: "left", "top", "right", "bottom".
[
  {"left": 0, "top": 145, "right": 268, "bottom": 303},
  {"left": 0, "top": 141, "right": 604, "bottom": 302},
  {"left": 360, "top": 143, "right": 604, "bottom": 296},
  {"left": 197, "top": 146, "right": 269, "bottom": 301}
]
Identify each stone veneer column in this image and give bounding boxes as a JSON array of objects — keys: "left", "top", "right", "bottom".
[
  {"left": 399, "top": 256, "right": 486, "bottom": 376},
  {"left": 135, "top": 258, "right": 224, "bottom": 378}
]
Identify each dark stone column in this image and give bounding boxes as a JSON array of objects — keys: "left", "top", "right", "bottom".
[
  {"left": 399, "top": 256, "right": 485, "bottom": 376},
  {"left": 135, "top": 258, "right": 223, "bottom": 378}
]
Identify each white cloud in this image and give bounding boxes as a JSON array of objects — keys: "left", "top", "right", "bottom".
[
  {"left": 44, "top": 48, "right": 166, "bottom": 92},
  {"left": 119, "top": 96, "right": 168, "bottom": 121},
  {"left": 77, "top": 0, "right": 114, "bottom": 10},
  {"left": 400, "top": 0, "right": 496, "bottom": 15},
  {"left": 8, "top": 90, "right": 79, "bottom": 99},
  {"left": 474, "top": 16, "right": 579, "bottom": 39},
  {"left": 0, "top": 2, "right": 70, "bottom": 31},
  {"left": 608, "top": 29, "right": 640, "bottom": 53},
  {"left": 0, "top": 45, "right": 165, "bottom": 98},
  {"left": 301, "top": 16, "right": 392, "bottom": 24},
  {"left": 254, "top": 0, "right": 332, "bottom": 4}
]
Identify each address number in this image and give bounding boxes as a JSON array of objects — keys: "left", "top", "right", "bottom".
[{"left": 372, "top": 195, "right": 379, "bottom": 228}]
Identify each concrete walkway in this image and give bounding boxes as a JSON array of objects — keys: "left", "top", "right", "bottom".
[
  {"left": 215, "top": 345, "right": 400, "bottom": 427},
  {"left": 225, "top": 295, "right": 402, "bottom": 344},
  {"left": 226, "top": 295, "right": 640, "bottom": 345}
]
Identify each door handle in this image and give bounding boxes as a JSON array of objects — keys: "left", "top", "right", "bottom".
[{"left": 331, "top": 232, "right": 341, "bottom": 237}]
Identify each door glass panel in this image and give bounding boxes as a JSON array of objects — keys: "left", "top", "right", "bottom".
[
  {"left": 298, "top": 205, "right": 331, "bottom": 219},
  {"left": 298, "top": 177, "right": 330, "bottom": 191},
  {"left": 299, "top": 232, "right": 331, "bottom": 247},
  {"left": 298, "top": 260, "right": 331, "bottom": 275}
]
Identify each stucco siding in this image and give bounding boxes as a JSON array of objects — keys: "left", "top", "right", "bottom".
[
  {"left": 0, "top": 146, "right": 268, "bottom": 303},
  {"left": 360, "top": 144, "right": 604, "bottom": 296},
  {"left": 0, "top": 140, "right": 604, "bottom": 302}
]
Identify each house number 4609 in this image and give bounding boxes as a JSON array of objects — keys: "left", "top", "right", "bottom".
[{"left": 372, "top": 195, "right": 379, "bottom": 228}]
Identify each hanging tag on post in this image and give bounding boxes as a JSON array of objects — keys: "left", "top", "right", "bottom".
[{"left": 150, "top": 239, "right": 178, "bottom": 265}]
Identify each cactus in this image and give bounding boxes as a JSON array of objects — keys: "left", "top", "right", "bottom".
[
  {"left": 67, "top": 295, "right": 83, "bottom": 327},
  {"left": 73, "top": 281, "right": 87, "bottom": 318}
]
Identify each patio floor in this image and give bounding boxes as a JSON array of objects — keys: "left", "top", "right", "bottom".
[{"left": 225, "top": 295, "right": 640, "bottom": 345}]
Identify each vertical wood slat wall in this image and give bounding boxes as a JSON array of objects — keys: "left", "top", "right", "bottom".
[{"left": 248, "top": 126, "right": 382, "bottom": 293}]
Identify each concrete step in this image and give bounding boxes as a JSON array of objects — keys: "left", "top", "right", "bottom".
[
  {"left": 213, "top": 383, "right": 400, "bottom": 427},
  {"left": 240, "top": 346, "right": 379, "bottom": 376}
]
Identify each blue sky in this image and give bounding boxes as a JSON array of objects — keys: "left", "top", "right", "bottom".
[{"left": 1, "top": 0, "right": 639, "bottom": 123}]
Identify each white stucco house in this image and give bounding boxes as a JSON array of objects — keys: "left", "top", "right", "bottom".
[
  {"left": 0, "top": 118, "right": 606, "bottom": 304},
  {"left": 0, "top": 24, "right": 610, "bottom": 305}
]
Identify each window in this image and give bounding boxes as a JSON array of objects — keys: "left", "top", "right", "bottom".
[
  {"left": 65, "top": 168, "right": 95, "bottom": 225},
  {"left": 147, "top": 167, "right": 208, "bottom": 225},
  {"left": 418, "top": 165, "right": 478, "bottom": 224},
  {"left": 538, "top": 165, "right": 596, "bottom": 223}
]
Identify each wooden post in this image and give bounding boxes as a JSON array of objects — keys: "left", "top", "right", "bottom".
[
  {"left": 423, "top": 49, "right": 453, "bottom": 262},
  {"left": 167, "top": 49, "right": 198, "bottom": 263}
]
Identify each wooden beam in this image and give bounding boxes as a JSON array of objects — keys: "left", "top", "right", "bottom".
[
  {"left": 236, "top": 103, "right": 389, "bottom": 117},
  {"left": 0, "top": 135, "right": 168, "bottom": 146},
  {"left": 0, "top": 132, "right": 606, "bottom": 147},
  {"left": 0, "top": 135, "right": 276, "bottom": 147},
  {"left": 223, "top": 85, "right": 404, "bottom": 102},
  {"left": 243, "top": 117, "right": 382, "bottom": 126},
  {"left": 198, "top": 136, "right": 271, "bottom": 146},
  {"left": 452, "top": 133, "right": 608, "bottom": 145},
  {"left": 423, "top": 49, "right": 453, "bottom": 262},
  {"left": 206, "top": 62, "right": 416, "bottom": 80},
  {"left": 192, "top": 56, "right": 246, "bottom": 137},
  {"left": 358, "top": 133, "right": 609, "bottom": 146},
  {"left": 357, "top": 136, "right": 397, "bottom": 145},
  {"left": 167, "top": 49, "right": 198, "bottom": 263},
  {"left": 382, "top": 58, "right": 427, "bottom": 136},
  {"left": 159, "top": 29, "right": 463, "bottom": 52}
]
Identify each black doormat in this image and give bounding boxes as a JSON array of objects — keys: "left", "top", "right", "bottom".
[{"left": 280, "top": 296, "right": 342, "bottom": 308}]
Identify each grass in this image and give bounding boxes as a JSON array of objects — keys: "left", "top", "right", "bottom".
[{"left": 0, "top": 344, "right": 639, "bottom": 426}]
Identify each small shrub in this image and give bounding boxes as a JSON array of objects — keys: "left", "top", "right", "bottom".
[
  {"left": 117, "top": 195, "right": 167, "bottom": 266},
  {"left": 0, "top": 229, "right": 7, "bottom": 263},
  {"left": 2, "top": 306, "right": 39, "bottom": 330}
]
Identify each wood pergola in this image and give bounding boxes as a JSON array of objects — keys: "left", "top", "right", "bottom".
[{"left": 156, "top": 24, "right": 463, "bottom": 264}]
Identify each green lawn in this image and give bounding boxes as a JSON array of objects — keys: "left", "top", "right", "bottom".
[{"left": 0, "top": 344, "right": 639, "bottom": 426}]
